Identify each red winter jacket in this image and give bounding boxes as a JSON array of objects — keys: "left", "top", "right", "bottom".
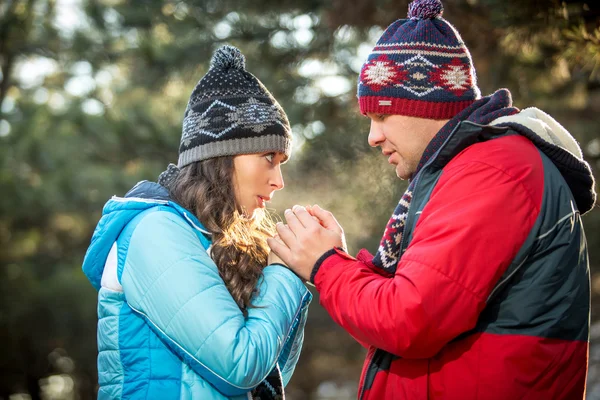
[{"left": 312, "top": 120, "right": 591, "bottom": 399}]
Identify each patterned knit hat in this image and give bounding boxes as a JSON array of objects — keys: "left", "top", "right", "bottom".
[
  {"left": 358, "top": 0, "right": 481, "bottom": 119},
  {"left": 177, "top": 45, "right": 292, "bottom": 168}
]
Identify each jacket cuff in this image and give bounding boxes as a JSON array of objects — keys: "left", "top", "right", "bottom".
[
  {"left": 310, "top": 247, "right": 352, "bottom": 284},
  {"left": 268, "top": 263, "right": 287, "bottom": 269}
]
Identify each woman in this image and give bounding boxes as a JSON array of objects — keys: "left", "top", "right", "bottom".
[{"left": 82, "top": 45, "right": 311, "bottom": 400}]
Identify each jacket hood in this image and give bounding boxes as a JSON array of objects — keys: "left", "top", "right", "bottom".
[
  {"left": 82, "top": 181, "right": 210, "bottom": 290},
  {"left": 491, "top": 107, "right": 596, "bottom": 214}
]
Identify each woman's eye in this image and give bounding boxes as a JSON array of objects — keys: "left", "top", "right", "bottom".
[
  {"left": 376, "top": 114, "right": 387, "bottom": 121},
  {"left": 265, "top": 153, "right": 274, "bottom": 163}
]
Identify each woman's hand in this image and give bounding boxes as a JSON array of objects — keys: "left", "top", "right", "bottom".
[{"left": 267, "top": 236, "right": 288, "bottom": 266}]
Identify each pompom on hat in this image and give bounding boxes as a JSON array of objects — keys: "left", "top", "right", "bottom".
[{"left": 357, "top": 0, "right": 481, "bottom": 119}]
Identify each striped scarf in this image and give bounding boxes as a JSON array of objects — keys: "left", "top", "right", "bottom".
[
  {"left": 250, "top": 366, "right": 284, "bottom": 400},
  {"left": 372, "top": 89, "right": 519, "bottom": 273}
]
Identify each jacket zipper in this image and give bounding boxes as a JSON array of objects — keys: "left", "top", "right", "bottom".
[
  {"left": 359, "top": 164, "right": 434, "bottom": 399},
  {"left": 399, "top": 174, "right": 421, "bottom": 256},
  {"left": 357, "top": 348, "right": 376, "bottom": 400},
  {"left": 359, "top": 123, "right": 472, "bottom": 400},
  {"left": 357, "top": 174, "right": 423, "bottom": 400}
]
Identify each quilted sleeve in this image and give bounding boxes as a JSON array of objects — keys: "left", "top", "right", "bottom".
[
  {"left": 275, "top": 279, "right": 311, "bottom": 387},
  {"left": 314, "top": 158, "right": 541, "bottom": 358},
  {"left": 119, "top": 210, "right": 311, "bottom": 396}
]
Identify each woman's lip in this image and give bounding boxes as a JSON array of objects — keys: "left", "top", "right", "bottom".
[{"left": 257, "top": 196, "right": 268, "bottom": 207}]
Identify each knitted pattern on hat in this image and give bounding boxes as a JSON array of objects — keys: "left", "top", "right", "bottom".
[
  {"left": 178, "top": 45, "right": 292, "bottom": 168},
  {"left": 373, "top": 89, "right": 518, "bottom": 272},
  {"left": 358, "top": 0, "right": 481, "bottom": 119}
]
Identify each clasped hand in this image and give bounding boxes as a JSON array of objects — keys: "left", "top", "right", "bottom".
[{"left": 267, "top": 205, "right": 346, "bottom": 282}]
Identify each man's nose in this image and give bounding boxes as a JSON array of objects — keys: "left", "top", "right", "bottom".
[{"left": 368, "top": 121, "right": 384, "bottom": 147}]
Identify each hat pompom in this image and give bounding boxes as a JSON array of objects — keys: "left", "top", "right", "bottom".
[
  {"left": 211, "top": 45, "right": 246, "bottom": 70},
  {"left": 408, "top": 0, "right": 443, "bottom": 19}
]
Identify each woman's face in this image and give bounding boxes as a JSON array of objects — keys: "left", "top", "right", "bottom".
[{"left": 232, "top": 152, "right": 286, "bottom": 217}]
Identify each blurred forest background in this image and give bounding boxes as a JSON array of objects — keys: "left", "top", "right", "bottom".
[{"left": 1, "top": 0, "right": 600, "bottom": 399}]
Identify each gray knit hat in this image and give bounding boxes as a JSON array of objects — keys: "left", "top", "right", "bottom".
[{"left": 177, "top": 45, "right": 292, "bottom": 168}]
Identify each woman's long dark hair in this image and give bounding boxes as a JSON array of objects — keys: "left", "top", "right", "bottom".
[{"left": 168, "top": 157, "right": 275, "bottom": 313}]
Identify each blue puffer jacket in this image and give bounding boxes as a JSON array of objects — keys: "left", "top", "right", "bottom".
[{"left": 82, "top": 181, "right": 312, "bottom": 399}]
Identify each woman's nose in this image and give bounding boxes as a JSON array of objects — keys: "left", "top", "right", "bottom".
[{"left": 270, "top": 165, "right": 284, "bottom": 190}]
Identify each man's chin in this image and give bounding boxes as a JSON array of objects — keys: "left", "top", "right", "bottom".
[{"left": 395, "top": 169, "right": 410, "bottom": 181}]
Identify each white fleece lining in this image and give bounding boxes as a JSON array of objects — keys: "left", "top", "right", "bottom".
[
  {"left": 101, "top": 242, "right": 123, "bottom": 292},
  {"left": 490, "top": 107, "right": 583, "bottom": 160}
]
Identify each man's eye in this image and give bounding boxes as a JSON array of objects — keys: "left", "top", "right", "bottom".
[{"left": 265, "top": 153, "right": 274, "bottom": 163}]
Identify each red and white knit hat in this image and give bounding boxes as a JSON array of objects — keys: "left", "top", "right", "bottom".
[{"left": 357, "top": 0, "right": 481, "bottom": 119}]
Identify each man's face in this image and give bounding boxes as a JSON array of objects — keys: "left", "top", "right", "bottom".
[{"left": 367, "top": 113, "right": 447, "bottom": 180}]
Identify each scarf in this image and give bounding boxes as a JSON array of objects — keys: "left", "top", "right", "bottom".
[
  {"left": 250, "top": 365, "right": 284, "bottom": 400},
  {"left": 372, "top": 89, "right": 519, "bottom": 273}
]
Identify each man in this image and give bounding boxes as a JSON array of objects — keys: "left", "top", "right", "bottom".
[{"left": 267, "top": 0, "right": 596, "bottom": 398}]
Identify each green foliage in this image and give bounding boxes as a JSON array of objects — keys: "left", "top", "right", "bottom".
[{"left": 1, "top": 0, "right": 599, "bottom": 398}]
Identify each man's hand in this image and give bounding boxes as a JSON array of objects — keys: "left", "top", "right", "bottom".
[{"left": 267, "top": 205, "right": 346, "bottom": 281}]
